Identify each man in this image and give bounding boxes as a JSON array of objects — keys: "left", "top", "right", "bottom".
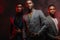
[
  {"left": 44, "top": 4, "right": 60, "bottom": 40},
  {"left": 23, "top": 0, "right": 46, "bottom": 40},
  {"left": 10, "top": 3, "right": 24, "bottom": 40}
]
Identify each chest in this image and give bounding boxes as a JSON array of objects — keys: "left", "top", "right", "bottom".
[
  {"left": 51, "top": 18, "right": 58, "bottom": 25},
  {"left": 24, "top": 13, "right": 41, "bottom": 28}
]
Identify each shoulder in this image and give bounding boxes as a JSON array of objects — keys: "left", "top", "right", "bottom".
[
  {"left": 46, "top": 16, "right": 50, "bottom": 20},
  {"left": 46, "top": 16, "right": 53, "bottom": 23},
  {"left": 33, "top": 9, "right": 44, "bottom": 15},
  {"left": 36, "top": 9, "right": 44, "bottom": 15},
  {"left": 46, "top": 16, "right": 51, "bottom": 19},
  {"left": 35, "top": 9, "right": 43, "bottom": 12},
  {"left": 33, "top": 9, "right": 43, "bottom": 12}
]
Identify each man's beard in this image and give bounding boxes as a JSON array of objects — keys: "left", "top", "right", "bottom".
[
  {"left": 16, "top": 11, "right": 23, "bottom": 17},
  {"left": 50, "top": 13, "right": 55, "bottom": 18},
  {"left": 27, "top": 8, "right": 32, "bottom": 13}
]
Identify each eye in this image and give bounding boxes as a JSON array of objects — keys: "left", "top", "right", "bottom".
[
  {"left": 27, "top": 2, "right": 32, "bottom": 4},
  {"left": 50, "top": 9, "right": 53, "bottom": 10},
  {"left": 50, "top": 8, "right": 55, "bottom": 10}
]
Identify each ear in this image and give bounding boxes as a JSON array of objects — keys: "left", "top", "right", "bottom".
[{"left": 48, "top": 9, "right": 49, "bottom": 13}]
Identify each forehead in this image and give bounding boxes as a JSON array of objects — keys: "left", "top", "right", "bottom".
[
  {"left": 49, "top": 6, "right": 55, "bottom": 9},
  {"left": 26, "top": 0, "right": 32, "bottom": 3},
  {"left": 17, "top": 4, "right": 22, "bottom": 7}
]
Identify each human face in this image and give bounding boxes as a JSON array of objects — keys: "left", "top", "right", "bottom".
[
  {"left": 48, "top": 6, "right": 56, "bottom": 15},
  {"left": 26, "top": 0, "right": 34, "bottom": 9},
  {"left": 16, "top": 4, "right": 23, "bottom": 12}
]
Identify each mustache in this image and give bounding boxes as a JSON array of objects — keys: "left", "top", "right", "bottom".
[{"left": 27, "top": 8, "right": 32, "bottom": 13}]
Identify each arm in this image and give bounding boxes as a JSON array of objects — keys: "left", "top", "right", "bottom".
[
  {"left": 22, "top": 16, "right": 28, "bottom": 40},
  {"left": 36, "top": 10, "right": 48, "bottom": 35},
  {"left": 36, "top": 19, "right": 49, "bottom": 35}
]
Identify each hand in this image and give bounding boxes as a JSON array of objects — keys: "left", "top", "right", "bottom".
[{"left": 55, "top": 36, "right": 60, "bottom": 40}]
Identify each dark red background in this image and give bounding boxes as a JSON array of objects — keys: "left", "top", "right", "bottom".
[{"left": 0, "top": 0, "right": 60, "bottom": 40}]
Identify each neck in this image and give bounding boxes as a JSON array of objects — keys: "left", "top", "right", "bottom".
[{"left": 28, "top": 8, "right": 34, "bottom": 13}]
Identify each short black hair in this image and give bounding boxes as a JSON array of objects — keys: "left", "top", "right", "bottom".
[
  {"left": 16, "top": 3, "right": 23, "bottom": 6},
  {"left": 48, "top": 4, "right": 56, "bottom": 9}
]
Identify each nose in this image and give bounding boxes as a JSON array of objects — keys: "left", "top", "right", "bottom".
[{"left": 18, "top": 8, "right": 22, "bottom": 10}]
